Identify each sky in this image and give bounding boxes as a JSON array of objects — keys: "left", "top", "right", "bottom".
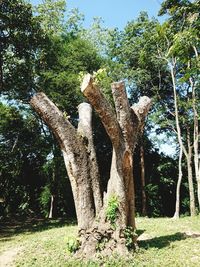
[{"left": 31, "top": 0, "right": 165, "bottom": 29}]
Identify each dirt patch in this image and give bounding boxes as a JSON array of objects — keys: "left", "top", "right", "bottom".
[
  {"left": 0, "top": 246, "right": 23, "bottom": 267},
  {"left": 137, "top": 233, "right": 152, "bottom": 241},
  {"left": 184, "top": 231, "right": 200, "bottom": 239}
]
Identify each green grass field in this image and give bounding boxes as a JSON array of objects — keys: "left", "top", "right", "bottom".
[{"left": 0, "top": 216, "right": 200, "bottom": 266}]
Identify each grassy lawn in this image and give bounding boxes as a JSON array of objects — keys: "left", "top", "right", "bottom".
[{"left": 0, "top": 216, "right": 200, "bottom": 266}]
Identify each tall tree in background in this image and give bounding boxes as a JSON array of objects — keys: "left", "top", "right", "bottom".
[
  {"left": 107, "top": 3, "right": 199, "bottom": 217},
  {"left": 158, "top": 0, "right": 200, "bottom": 217}
]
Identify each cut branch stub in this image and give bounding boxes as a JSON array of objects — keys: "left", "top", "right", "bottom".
[
  {"left": 81, "top": 74, "right": 121, "bottom": 148},
  {"left": 131, "top": 96, "right": 152, "bottom": 133},
  {"left": 111, "top": 81, "right": 134, "bottom": 150}
]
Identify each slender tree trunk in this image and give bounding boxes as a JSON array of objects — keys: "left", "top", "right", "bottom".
[
  {"left": 191, "top": 76, "right": 200, "bottom": 211},
  {"left": 170, "top": 60, "right": 185, "bottom": 217},
  {"left": 186, "top": 154, "right": 196, "bottom": 216},
  {"left": 173, "top": 146, "right": 183, "bottom": 218},
  {"left": 170, "top": 59, "right": 196, "bottom": 217},
  {"left": 140, "top": 139, "right": 147, "bottom": 216},
  {"left": 49, "top": 195, "right": 54, "bottom": 219},
  {"left": 48, "top": 142, "right": 60, "bottom": 219},
  {"left": 48, "top": 169, "right": 57, "bottom": 219},
  {"left": 30, "top": 74, "right": 151, "bottom": 258},
  {"left": 186, "top": 127, "right": 196, "bottom": 216}
]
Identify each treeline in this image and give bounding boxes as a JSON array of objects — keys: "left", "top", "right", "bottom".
[{"left": 0, "top": 0, "right": 199, "bottom": 219}]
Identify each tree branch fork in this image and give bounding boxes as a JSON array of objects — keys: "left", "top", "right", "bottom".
[{"left": 30, "top": 73, "right": 151, "bottom": 258}]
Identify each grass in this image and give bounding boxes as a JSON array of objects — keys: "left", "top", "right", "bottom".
[{"left": 0, "top": 216, "right": 200, "bottom": 266}]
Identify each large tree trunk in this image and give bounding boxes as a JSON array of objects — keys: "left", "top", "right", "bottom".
[
  {"left": 30, "top": 74, "right": 151, "bottom": 258},
  {"left": 30, "top": 92, "right": 98, "bottom": 230}
]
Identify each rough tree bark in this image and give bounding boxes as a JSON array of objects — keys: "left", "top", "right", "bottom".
[
  {"left": 30, "top": 74, "right": 151, "bottom": 258},
  {"left": 140, "top": 137, "right": 147, "bottom": 216}
]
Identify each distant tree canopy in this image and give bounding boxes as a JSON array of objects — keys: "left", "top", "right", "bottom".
[{"left": 0, "top": 0, "right": 46, "bottom": 100}]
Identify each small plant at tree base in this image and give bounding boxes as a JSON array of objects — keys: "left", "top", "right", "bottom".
[
  {"left": 106, "top": 195, "right": 119, "bottom": 227},
  {"left": 124, "top": 226, "right": 137, "bottom": 250},
  {"left": 66, "top": 237, "right": 80, "bottom": 254},
  {"left": 96, "top": 237, "right": 108, "bottom": 252}
]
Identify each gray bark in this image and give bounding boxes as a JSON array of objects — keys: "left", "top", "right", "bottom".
[
  {"left": 30, "top": 93, "right": 96, "bottom": 230},
  {"left": 173, "top": 146, "right": 183, "bottom": 219},
  {"left": 77, "top": 103, "right": 103, "bottom": 215}
]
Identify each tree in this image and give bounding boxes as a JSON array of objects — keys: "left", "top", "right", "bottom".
[
  {"left": 108, "top": 5, "right": 199, "bottom": 217},
  {"left": 158, "top": 0, "right": 200, "bottom": 217},
  {"left": 30, "top": 74, "right": 151, "bottom": 258}
]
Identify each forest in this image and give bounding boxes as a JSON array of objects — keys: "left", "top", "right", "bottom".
[{"left": 0, "top": 0, "right": 200, "bottom": 265}]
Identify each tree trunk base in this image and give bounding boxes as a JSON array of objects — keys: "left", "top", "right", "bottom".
[
  {"left": 75, "top": 224, "right": 137, "bottom": 259},
  {"left": 172, "top": 212, "right": 180, "bottom": 219}
]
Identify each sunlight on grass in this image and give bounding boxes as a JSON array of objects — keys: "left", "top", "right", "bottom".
[{"left": 0, "top": 216, "right": 199, "bottom": 266}]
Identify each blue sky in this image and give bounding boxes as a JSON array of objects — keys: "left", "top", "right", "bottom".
[{"left": 31, "top": 0, "right": 164, "bottom": 29}]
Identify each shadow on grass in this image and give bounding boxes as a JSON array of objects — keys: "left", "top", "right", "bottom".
[
  {"left": 138, "top": 232, "right": 187, "bottom": 249},
  {"left": 136, "top": 229, "right": 146, "bottom": 236},
  {"left": 0, "top": 217, "right": 77, "bottom": 240}
]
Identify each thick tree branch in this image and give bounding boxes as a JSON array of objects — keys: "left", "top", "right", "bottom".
[
  {"left": 131, "top": 96, "right": 152, "bottom": 136},
  {"left": 111, "top": 81, "right": 134, "bottom": 150},
  {"left": 30, "top": 92, "right": 78, "bottom": 154},
  {"left": 78, "top": 103, "right": 103, "bottom": 214},
  {"left": 81, "top": 74, "right": 121, "bottom": 148}
]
